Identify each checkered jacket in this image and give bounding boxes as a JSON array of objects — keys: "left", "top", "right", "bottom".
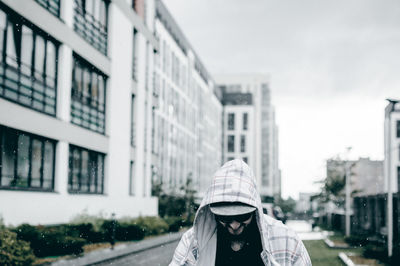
[{"left": 169, "top": 159, "right": 312, "bottom": 266}]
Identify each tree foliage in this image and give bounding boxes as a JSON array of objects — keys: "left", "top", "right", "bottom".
[
  {"left": 275, "top": 197, "right": 296, "bottom": 214},
  {"left": 313, "top": 158, "right": 357, "bottom": 208}
]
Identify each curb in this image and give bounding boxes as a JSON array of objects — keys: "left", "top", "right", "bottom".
[
  {"left": 338, "top": 252, "right": 355, "bottom": 266},
  {"left": 52, "top": 231, "right": 185, "bottom": 266},
  {"left": 324, "top": 238, "right": 352, "bottom": 249}
]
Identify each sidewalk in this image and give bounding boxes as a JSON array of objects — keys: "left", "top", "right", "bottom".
[
  {"left": 285, "top": 220, "right": 328, "bottom": 240},
  {"left": 52, "top": 231, "right": 185, "bottom": 266}
]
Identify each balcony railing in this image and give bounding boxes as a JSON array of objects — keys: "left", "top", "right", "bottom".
[
  {"left": 35, "top": 0, "right": 60, "bottom": 17},
  {"left": 73, "top": 0, "right": 108, "bottom": 55},
  {"left": 0, "top": 55, "right": 57, "bottom": 116}
]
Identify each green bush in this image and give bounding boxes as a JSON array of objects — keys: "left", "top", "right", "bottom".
[
  {"left": 116, "top": 222, "right": 145, "bottom": 241},
  {"left": 344, "top": 235, "right": 370, "bottom": 247},
  {"left": 0, "top": 229, "right": 35, "bottom": 266},
  {"left": 164, "top": 216, "right": 183, "bottom": 232},
  {"left": 14, "top": 224, "right": 86, "bottom": 257},
  {"left": 133, "top": 216, "right": 169, "bottom": 236},
  {"left": 363, "top": 244, "right": 386, "bottom": 261}
]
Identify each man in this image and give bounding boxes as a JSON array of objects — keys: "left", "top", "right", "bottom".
[{"left": 169, "top": 159, "right": 311, "bottom": 266}]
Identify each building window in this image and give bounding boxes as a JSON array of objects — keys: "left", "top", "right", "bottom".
[
  {"left": 129, "top": 160, "right": 135, "bottom": 195},
  {"left": 0, "top": 126, "right": 56, "bottom": 190},
  {"left": 243, "top": 157, "right": 248, "bottom": 164},
  {"left": 0, "top": 8, "right": 58, "bottom": 116},
  {"left": 227, "top": 157, "right": 234, "bottom": 162},
  {"left": 227, "top": 135, "right": 235, "bottom": 152},
  {"left": 131, "top": 95, "right": 135, "bottom": 147},
  {"left": 71, "top": 54, "right": 106, "bottom": 134},
  {"left": 397, "top": 121, "right": 400, "bottom": 138},
  {"left": 35, "top": 0, "right": 61, "bottom": 17},
  {"left": 74, "top": 0, "right": 108, "bottom": 55},
  {"left": 228, "top": 113, "right": 235, "bottom": 130},
  {"left": 240, "top": 135, "right": 246, "bottom": 153},
  {"left": 68, "top": 145, "right": 104, "bottom": 194},
  {"left": 132, "top": 29, "right": 138, "bottom": 81},
  {"left": 243, "top": 113, "right": 248, "bottom": 130}
]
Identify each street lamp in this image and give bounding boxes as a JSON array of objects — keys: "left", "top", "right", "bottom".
[
  {"left": 384, "top": 98, "right": 399, "bottom": 258},
  {"left": 345, "top": 147, "right": 352, "bottom": 237}
]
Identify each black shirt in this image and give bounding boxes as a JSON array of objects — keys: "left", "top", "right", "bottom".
[{"left": 215, "top": 219, "right": 264, "bottom": 266}]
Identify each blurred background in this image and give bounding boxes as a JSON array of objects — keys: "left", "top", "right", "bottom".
[{"left": 0, "top": 0, "right": 399, "bottom": 265}]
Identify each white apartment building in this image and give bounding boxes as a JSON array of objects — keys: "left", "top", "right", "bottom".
[
  {"left": 152, "top": 0, "right": 222, "bottom": 198},
  {"left": 0, "top": 0, "right": 159, "bottom": 225},
  {"left": 216, "top": 74, "right": 280, "bottom": 201}
]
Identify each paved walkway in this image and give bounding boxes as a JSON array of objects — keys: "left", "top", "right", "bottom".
[
  {"left": 52, "top": 231, "right": 184, "bottom": 266},
  {"left": 285, "top": 220, "right": 328, "bottom": 240}
]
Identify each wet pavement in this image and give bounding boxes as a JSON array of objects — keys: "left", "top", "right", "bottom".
[{"left": 96, "top": 240, "right": 179, "bottom": 266}]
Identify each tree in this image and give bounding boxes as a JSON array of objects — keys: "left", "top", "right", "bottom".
[
  {"left": 314, "top": 158, "right": 358, "bottom": 208},
  {"left": 275, "top": 197, "right": 296, "bottom": 214}
]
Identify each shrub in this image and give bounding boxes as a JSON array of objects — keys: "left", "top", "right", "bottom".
[
  {"left": 0, "top": 229, "right": 35, "bottom": 266},
  {"left": 363, "top": 244, "right": 386, "bottom": 261},
  {"left": 164, "top": 216, "right": 183, "bottom": 232},
  {"left": 116, "top": 223, "right": 145, "bottom": 241},
  {"left": 14, "top": 224, "right": 86, "bottom": 257},
  {"left": 344, "top": 235, "right": 370, "bottom": 247},
  {"left": 133, "top": 216, "right": 169, "bottom": 236}
]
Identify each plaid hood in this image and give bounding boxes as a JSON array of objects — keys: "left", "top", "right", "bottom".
[{"left": 192, "top": 159, "right": 276, "bottom": 264}]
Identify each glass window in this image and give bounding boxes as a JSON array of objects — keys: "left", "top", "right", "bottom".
[
  {"left": 16, "top": 135, "right": 30, "bottom": 185},
  {"left": 130, "top": 161, "right": 135, "bottom": 195},
  {"left": 0, "top": 126, "right": 56, "bottom": 190},
  {"left": 228, "top": 113, "right": 235, "bottom": 130},
  {"left": 6, "top": 22, "right": 17, "bottom": 67},
  {"left": 0, "top": 10, "right": 6, "bottom": 53},
  {"left": 68, "top": 145, "right": 104, "bottom": 194},
  {"left": 74, "top": 0, "right": 108, "bottom": 55},
  {"left": 243, "top": 113, "right": 248, "bottom": 130},
  {"left": 31, "top": 139, "right": 43, "bottom": 187},
  {"left": 227, "top": 135, "right": 235, "bottom": 152},
  {"left": 34, "top": 0, "right": 61, "bottom": 17},
  {"left": 240, "top": 135, "right": 246, "bottom": 153},
  {"left": 34, "top": 35, "right": 45, "bottom": 81},
  {"left": 243, "top": 157, "right": 248, "bottom": 164},
  {"left": 0, "top": 10, "right": 58, "bottom": 116},
  {"left": 397, "top": 121, "right": 400, "bottom": 138},
  {"left": 71, "top": 55, "right": 107, "bottom": 134},
  {"left": 21, "top": 26, "right": 33, "bottom": 75}
]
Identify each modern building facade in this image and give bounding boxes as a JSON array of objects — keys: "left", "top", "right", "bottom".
[
  {"left": 152, "top": 0, "right": 222, "bottom": 199},
  {"left": 0, "top": 0, "right": 159, "bottom": 225},
  {"left": 216, "top": 74, "right": 280, "bottom": 201}
]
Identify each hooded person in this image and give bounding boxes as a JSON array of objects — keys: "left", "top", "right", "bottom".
[{"left": 169, "top": 159, "right": 311, "bottom": 266}]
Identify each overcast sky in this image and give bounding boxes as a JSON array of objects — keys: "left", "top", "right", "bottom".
[{"left": 163, "top": 0, "right": 400, "bottom": 199}]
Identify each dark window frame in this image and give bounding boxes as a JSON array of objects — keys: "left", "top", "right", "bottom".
[
  {"left": 0, "top": 125, "right": 56, "bottom": 191},
  {"left": 68, "top": 144, "right": 105, "bottom": 194},
  {"left": 34, "top": 0, "right": 61, "bottom": 18},
  {"left": 240, "top": 135, "right": 246, "bottom": 153},
  {"left": 397, "top": 121, "right": 400, "bottom": 138},
  {"left": 0, "top": 5, "right": 59, "bottom": 116},
  {"left": 227, "top": 135, "right": 235, "bottom": 152},
  {"left": 71, "top": 54, "right": 107, "bottom": 134},
  {"left": 73, "top": 0, "right": 109, "bottom": 55},
  {"left": 228, "top": 113, "right": 235, "bottom": 130},
  {"left": 243, "top": 113, "right": 248, "bottom": 130}
]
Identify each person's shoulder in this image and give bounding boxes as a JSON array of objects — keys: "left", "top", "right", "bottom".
[{"left": 262, "top": 214, "right": 298, "bottom": 239}]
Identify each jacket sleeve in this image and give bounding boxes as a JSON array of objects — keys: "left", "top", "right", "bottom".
[
  {"left": 293, "top": 239, "right": 312, "bottom": 266},
  {"left": 169, "top": 228, "right": 195, "bottom": 266}
]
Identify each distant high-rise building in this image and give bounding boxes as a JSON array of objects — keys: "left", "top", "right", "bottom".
[
  {"left": 216, "top": 74, "right": 280, "bottom": 201},
  {"left": 152, "top": 0, "right": 222, "bottom": 198}
]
